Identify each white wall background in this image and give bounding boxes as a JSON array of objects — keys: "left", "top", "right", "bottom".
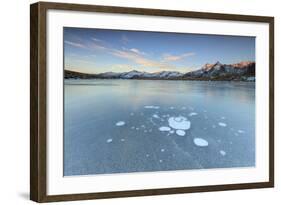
[{"left": 0, "top": 0, "right": 279, "bottom": 204}]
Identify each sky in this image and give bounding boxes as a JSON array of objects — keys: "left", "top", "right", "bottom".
[{"left": 64, "top": 27, "right": 255, "bottom": 74}]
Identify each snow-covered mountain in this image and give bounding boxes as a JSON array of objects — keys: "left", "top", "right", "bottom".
[
  {"left": 64, "top": 61, "right": 255, "bottom": 81},
  {"left": 184, "top": 61, "right": 255, "bottom": 80}
]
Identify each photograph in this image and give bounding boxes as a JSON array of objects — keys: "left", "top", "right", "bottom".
[{"left": 63, "top": 27, "right": 256, "bottom": 176}]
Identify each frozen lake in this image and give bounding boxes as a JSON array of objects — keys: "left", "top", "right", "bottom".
[{"left": 64, "top": 79, "right": 255, "bottom": 176}]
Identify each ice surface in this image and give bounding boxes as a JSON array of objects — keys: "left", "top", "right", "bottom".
[
  {"left": 144, "top": 105, "right": 159, "bottom": 109},
  {"left": 159, "top": 126, "right": 171, "bottom": 132},
  {"left": 168, "top": 116, "right": 191, "bottom": 130},
  {"left": 189, "top": 112, "right": 198, "bottom": 117},
  {"left": 193, "top": 138, "right": 209, "bottom": 147},
  {"left": 106, "top": 138, "right": 113, "bottom": 143},
  {"left": 176, "top": 130, "right": 186, "bottom": 136},
  {"left": 218, "top": 122, "right": 227, "bottom": 127},
  {"left": 116, "top": 121, "right": 125, "bottom": 126}
]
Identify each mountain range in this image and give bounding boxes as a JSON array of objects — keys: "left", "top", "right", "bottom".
[{"left": 65, "top": 61, "right": 255, "bottom": 81}]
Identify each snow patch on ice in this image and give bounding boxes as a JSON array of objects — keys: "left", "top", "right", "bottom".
[
  {"left": 159, "top": 126, "right": 171, "bottom": 132},
  {"left": 168, "top": 116, "right": 191, "bottom": 130},
  {"left": 176, "top": 130, "right": 186, "bottom": 136},
  {"left": 116, "top": 121, "right": 125, "bottom": 126},
  {"left": 193, "top": 138, "right": 209, "bottom": 147}
]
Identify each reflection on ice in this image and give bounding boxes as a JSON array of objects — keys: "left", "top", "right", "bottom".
[{"left": 144, "top": 105, "right": 159, "bottom": 109}]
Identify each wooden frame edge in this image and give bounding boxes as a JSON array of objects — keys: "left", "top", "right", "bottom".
[{"left": 30, "top": 1, "right": 274, "bottom": 202}]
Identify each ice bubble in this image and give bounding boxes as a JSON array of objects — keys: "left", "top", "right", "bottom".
[
  {"left": 218, "top": 122, "right": 227, "bottom": 127},
  {"left": 181, "top": 106, "right": 186, "bottom": 110},
  {"left": 153, "top": 114, "right": 160, "bottom": 119},
  {"left": 220, "top": 150, "right": 226, "bottom": 156},
  {"left": 170, "top": 106, "right": 175, "bottom": 109},
  {"left": 212, "top": 125, "right": 216, "bottom": 128},
  {"left": 159, "top": 159, "right": 163, "bottom": 163},
  {"left": 141, "top": 125, "right": 146, "bottom": 128},
  {"left": 159, "top": 126, "right": 171, "bottom": 132},
  {"left": 221, "top": 116, "right": 226, "bottom": 120},
  {"left": 144, "top": 105, "right": 159, "bottom": 109},
  {"left": 106, "top": 138, "right": 113, "bottom": 143},
  {"left": 169, "top": 130, "right": 175, "bottom": 134},
  {"left": 120, "top": 138, "right": 125, "bottom": 142},
  {"left": 136, "top": 127, "right": 139, "bottom": 130},
  {"left": 188, "top": 112, "right": 198, "bottom": 117},
  {"left": 116, "top": 121, "right": 125, "bottom": 126},
  {"left": 193, "top": 138, "right": 209, "bottom": 147},
  {"left": 238, "top": 130, "right": 245, "bottom": 133},
  {"left": 161, "top": 149, "right": 165, "bottom": 152},
  {"left": 176, "top": 130, "right": 186, "bottom": 136},
  {"left": 168, "top": 116, "right": 191, "bottom": 130},
  {"left": 146, "top": 154, "right": 150, "bottom": 157},
  {"left": 130, "top": 113, "right": 134, "bottom": 116}
]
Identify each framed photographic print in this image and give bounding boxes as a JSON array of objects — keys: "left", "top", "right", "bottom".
[{"left": 30, "top": 1, "right": 274, "bottom": 202}]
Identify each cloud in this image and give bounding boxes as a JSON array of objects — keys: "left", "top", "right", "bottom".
[
  {"left": 121, "top": 35, "right": 130, "bottom": 44},
  {"left": 65, "top": 37, "right": 194, "bottom": 71},
  {"left": 64, "top": 40, "right": 86, "bottom": 48},
  {"left": 110, "top": 48, "right": 169, "bottom": 69},
  {"left": 163, "top": 52, "right": 195, "bottom": 62},
  {"left": 91, "top": 37, "right": 104, "bottom": 43}
]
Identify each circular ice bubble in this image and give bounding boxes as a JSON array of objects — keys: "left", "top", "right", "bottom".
[
  {"left": 238, "top": 130, "right": 245, "bottom": 133},
  {"left": 218, "top": 122, "right": 227, "bottom": 127},
  {"left": 193, "top": 138, "right": 208, "bottom": 147},
  {"left": 168, "top": 116, "right": 191, "bottom": 130},
  {"left": 220, "top": 150, "right": 226, "bottom": 156},
  {"left": 188, "top": 112, "right": 198, "bottom": 117},
  {"left": 116, "top": 121, "right": 125, "bottom": 126},
  {"left": 106, "top": 138, "right": 113, "bottom": 143},
  {"left": 159, "top": 126, "right": 171, "bottom": 132},
  {"left": 176, "top": 130, "right": 186, "bottom": 136}
]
